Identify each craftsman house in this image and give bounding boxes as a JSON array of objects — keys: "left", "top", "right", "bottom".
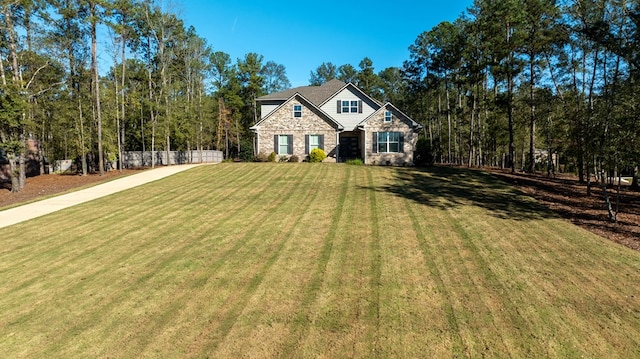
[{"left": 250, "top": 79, "right": 422, "bottom": 165}]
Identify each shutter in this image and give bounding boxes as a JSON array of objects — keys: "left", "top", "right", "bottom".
[
  {"left": 372, "top": 132, "right": 378, "bottom": 153},
  {"left": 305, "top": 135, "right": 309, "bottom": 154},
  {"left": 399, "top": 132, "right": 405, "bottom": 153},
  {"left": 274, "top": 135, "right": 278, "bottom": 154},
  {"left": 319, "top": 135, "right": 324, "bottom": 150},
  {"left": 287, "top": 135, "right": 293, "bottom": 155},
  {"left": 337, "top": 100, "right": 341, "bottom": 113},
  {"left": 358, "top": 100, "right": 363, "bottom": 113}
]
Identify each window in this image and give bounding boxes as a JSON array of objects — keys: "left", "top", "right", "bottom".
[
  {"left": 377, "top": 132, "right": 400, "bottom": 153},
  {"left": 276, "top": 134, "right": 292, "bottom": 155},
  {"left": 338, "top": 100, "right": 362, "bottom": 113},
  {"left": 293, "top": 104, "right": 302, "bottom": 118},
  {"left": 305, "top": 134, "right": 324, "bottom": 154},
  {"left": 350, "top": 100, "right": 359, "bottom": 113},
  {"left": 384, "top": 111, "right": 392, "bottom": 122},
  {"left": 341, "top": 100, "right": 350, "bottom": 114}
]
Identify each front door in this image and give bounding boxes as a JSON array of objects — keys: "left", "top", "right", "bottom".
[{"left": 339, "top": 135, "right": 360, "bottom": 161}]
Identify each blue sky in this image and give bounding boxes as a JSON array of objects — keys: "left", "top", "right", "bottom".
[{"left": 179, "top": 1, "right": 473, "bottom": 88}]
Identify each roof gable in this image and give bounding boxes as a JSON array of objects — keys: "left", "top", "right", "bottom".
[
  {"left": 251, "top": 92, "right": 343, "bottom": 130},
  {"left": 256, "top": 79, "right": 347, "bottom": 106},
  {"left": 358, "top": 102, "right": 422, "bottom": 130},
  {"left": 318, "top": 82, "right": 383, "bottom": 108}
]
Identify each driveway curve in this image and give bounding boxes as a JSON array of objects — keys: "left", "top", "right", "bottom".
[{"left": 0, "top": 164, "right": 206, "bottom": 229}]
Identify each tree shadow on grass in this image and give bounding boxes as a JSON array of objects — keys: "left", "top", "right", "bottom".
[{"left": 366, "top": 165, "right": 560, "bottom": 221}]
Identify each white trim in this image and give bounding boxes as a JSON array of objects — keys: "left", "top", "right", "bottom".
[
  {"left": 278, "top": 134, "right": 289, "bottom": 155},
  {"left": 377, "top": 131, "right": 400, "bottom": 153},
  {"left": 384, "top": 110, "right": 392, "bottom": 122},
  {"left": 293, "top": 103, "right": 302, "bottom": 118}
]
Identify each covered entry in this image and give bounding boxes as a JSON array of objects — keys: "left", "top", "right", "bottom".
[{"left": 339, "top": 131, "right": 363, "bottom": 161}]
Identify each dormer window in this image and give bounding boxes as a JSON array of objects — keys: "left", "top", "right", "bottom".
[
  {"left": 293, "top": 104, "right": 302, "bottom": 118},
  {"left": 384, "top": 111, "right": 392, "bottom": 122}
]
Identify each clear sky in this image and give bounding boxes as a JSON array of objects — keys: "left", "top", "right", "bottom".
[{"left": 179, "top": 1, "right": 473, "bottom": 88}]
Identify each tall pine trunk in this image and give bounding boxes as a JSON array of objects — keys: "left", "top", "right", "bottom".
[{"left": 90, "top": 3, "right": 104, "bottom": 175}]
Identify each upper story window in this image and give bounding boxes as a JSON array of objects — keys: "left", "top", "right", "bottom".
[
  {"left": 384, "top": 111, "right": 392, "bottom": 122},
  {"left": 293, "top": 104, "right": 302, "bottom": 118},
  {"left": 338, "top": 100, "right": 363, "bottom": 114}
]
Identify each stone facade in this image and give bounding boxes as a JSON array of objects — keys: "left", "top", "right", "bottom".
[
  {"left": 363, "top": 108, "right": 417, "bottom": 166},
  {"left": 255, "top": 96, "right": 339, "bottom": 162}
]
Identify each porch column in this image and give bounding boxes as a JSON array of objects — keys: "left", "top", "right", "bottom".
[{"left": 336, "top": 132, "right": 340, "bottom": 162}]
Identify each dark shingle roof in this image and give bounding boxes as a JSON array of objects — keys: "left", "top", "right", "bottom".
[{"left": 257, "top": 79, "right": 346, "bottom": 106}]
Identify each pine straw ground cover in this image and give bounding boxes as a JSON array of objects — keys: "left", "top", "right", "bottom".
[{"left": 1, "top": 163, "right": 639, "bottom": 358}]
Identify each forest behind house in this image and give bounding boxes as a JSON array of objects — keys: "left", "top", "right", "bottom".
[{"left": 0, "top": 0, "right": 638, "bottom": 205}]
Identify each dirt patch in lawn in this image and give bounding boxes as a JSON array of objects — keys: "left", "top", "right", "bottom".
[
  {"left": 0, "top": 168, "right": 145, "bottom": 209},
  {"left": 484, "top": 168, "right": 640, "bottom": 251}
]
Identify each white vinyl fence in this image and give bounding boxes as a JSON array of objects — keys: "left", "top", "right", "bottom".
[{"left": 123, "top": 150, "right": 223, "bottom": 167}]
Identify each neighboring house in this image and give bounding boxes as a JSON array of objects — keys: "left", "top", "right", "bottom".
[{"left": 250, "top": 79, "right": 422, "bottom": 165}]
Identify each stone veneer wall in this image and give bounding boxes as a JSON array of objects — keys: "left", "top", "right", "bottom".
[
  {"left": 363, "top": 109, "right": 417, "bottom": 166},
  {"left": 256, "top": 98, "right": 338, "bottom": 162}
]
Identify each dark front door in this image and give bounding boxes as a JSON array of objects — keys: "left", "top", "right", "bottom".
[{"left": 339, "top": 135, "right": 360, "bottom": 161}]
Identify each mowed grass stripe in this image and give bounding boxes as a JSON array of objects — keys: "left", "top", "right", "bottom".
[
  {"left": 372, "top": 168, "right": 450, "bottom": 358},
  {"left": 278, "top": 165, "right": 351, "bottom": 357},
  {"left": 192, "top": 164, "right": 324, "bottom": 356},
  {"left": 210, "top": 165, "right": 346, "bottom": 357},
  {"left": 402, "top": 188, "right": 467, "bottom": 357},
  {"left": 297, "top": 166, "right": 376, "bottom": 357},
  {"left": 365, "top": 167, "right": 382, "bottom": 356}
]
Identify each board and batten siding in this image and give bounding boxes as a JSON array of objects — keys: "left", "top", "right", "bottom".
[
  {"left": 320, "top": 87, "right": 379, "bottom": 131},
  {"left": 256, "top": 98, "right": 338, "bottom": 161}
]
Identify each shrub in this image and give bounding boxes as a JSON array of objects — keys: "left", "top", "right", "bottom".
[
  {"left": 288, "top": 155, "right": 299, "bottom": 162},
  {"left": 254, "top": 152, "right": 269, "bottom": 162},
  {"left": 267, "top": 152, "right": 277, "bottom": 162},
  {"left": 278, "top": 155, "right": 288, "bottom": 162},
  {"left": 309, "top": 148, "right": 326, "bottom": 163},
  {"left": 345, "top": 158, "right": 364, "bottom": 166},
  {"left": 414, "top": 137, "right": 434, "bottom": 166}
]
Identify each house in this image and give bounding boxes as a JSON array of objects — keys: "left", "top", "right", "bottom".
[{"left": 250, "top": 79, "right": 422, "bottom": 165}]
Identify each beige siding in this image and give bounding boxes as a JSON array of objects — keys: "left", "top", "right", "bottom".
[
  {"left": 260, "top": 104, "right": 279, "bottom": 119},
  {"left": 363, "top": 109, "right": 417, "bottom": 166},
  {"left": 320, "top": 87, "right": 379, "bottom": 130},
  {"left": 255, "top": 99, "right": 338, "bottom": 162}
]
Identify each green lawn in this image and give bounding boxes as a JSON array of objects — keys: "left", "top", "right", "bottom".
[{"left": 1, "top": 163, "right": 639, "bottom": 358}]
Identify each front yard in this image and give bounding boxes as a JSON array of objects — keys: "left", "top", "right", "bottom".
[{"left": 1, "top": 163, "right": 639, "bottom": 357}]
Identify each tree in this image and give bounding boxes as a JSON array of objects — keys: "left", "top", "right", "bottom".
[
  {"left": 86, "top": 0, "right": 106, "bottom": 175},
  {"left": 262, "top": 61, "right": 291, "bottom": 93},
  {"left": 521, "top": 0, "right": 563, "bottom": 173},
  {"left": 337, "top": 64, "right": 357, "bottom": 83},
  {"left": 356, "top": 57, "right": 381, "bottom": 98},
  {"left": 309, "top": 62, "right": 336, "bottom": 85}
]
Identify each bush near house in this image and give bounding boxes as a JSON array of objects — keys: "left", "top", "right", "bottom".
[{"left": 309, "top": 148, "right": 326, "bottom": 163}]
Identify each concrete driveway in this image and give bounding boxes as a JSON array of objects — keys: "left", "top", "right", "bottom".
[{"left": 0, "top": 164, "right": 205, "bottom": 229}]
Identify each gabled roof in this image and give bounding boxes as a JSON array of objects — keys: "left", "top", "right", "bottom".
[
  {"left": 317, "top": 81, "right": 383, "bottom": 108},
  {"left": 257, "top": 79, "right": 347, "bottom": 106},
  {"left": 357, "top": 102, "right": 423, "bottom": 130},
  {"left": 250, "top": 92, "right": 343, "bottom": 131}
]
